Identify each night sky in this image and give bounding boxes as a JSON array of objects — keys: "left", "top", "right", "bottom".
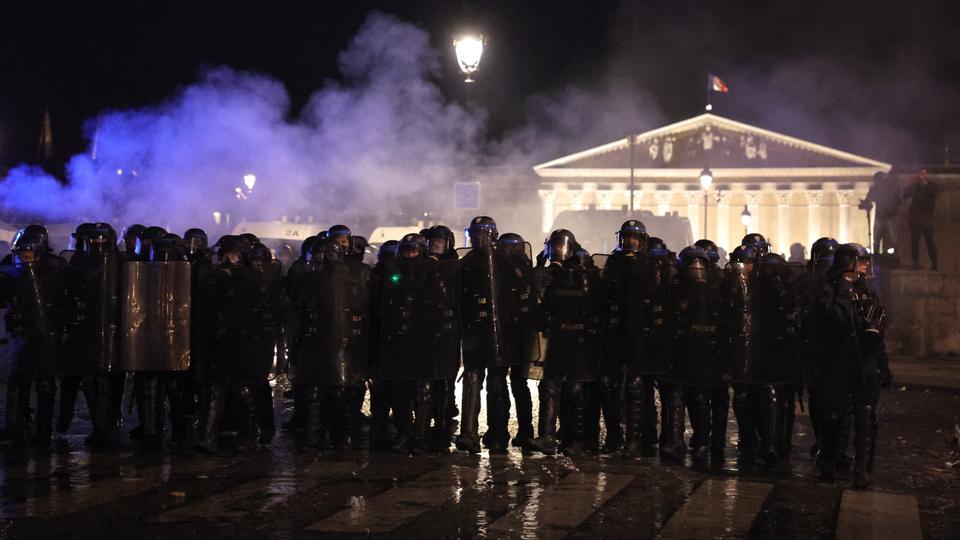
[{"left": 1, "top": 1, "right": 958, "bottom": 172}]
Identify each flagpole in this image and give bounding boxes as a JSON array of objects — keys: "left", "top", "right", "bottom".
[{"left": 705, "top": 73, "right": 713, "bottom": 111}]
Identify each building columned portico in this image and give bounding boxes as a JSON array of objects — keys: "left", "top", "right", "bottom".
[{"left": 533, "top": 113, "right": 891, "bottom": 254}]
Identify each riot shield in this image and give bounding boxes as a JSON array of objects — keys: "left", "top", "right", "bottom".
[
  {"left": 591, "top": 253, "right": 610, "bottom": 271},
  {"left": 293, "top": 260, "right": 369, "bottom": 386},
  {"left": 379, "top": 258, "right": 460, "bottom": 381},
  {"left": 668, "top": 278, "right": 724, "bottom": 387},
  {"left": 120, "top": 261, "right": 191, "bottom": 371},
  {"left": 9, "top": 262, "right": 64, "bottom": 379},
  {"left": 539, "top": 265, "right": 603, "bottom": 382},
  {"left": 499, "top": 254, "right": 538, "bottom": 371},
  {"left": 0, "top": 305, "right": 23, "bottom": 381},
  {"left": 721, "top": 265, "right": 757, "bottom": 383},
  {"left": 220, "top": 266, "right": 286, "bottom": 381},
  {"left": 63, "top": 252, "right": 121, "bottom": 376},
  {"left": 461, "top": 247, "right": 517, "bottom": 369},
  {"left": 629, "top": 257, "right": 673, "bottom": 375}
]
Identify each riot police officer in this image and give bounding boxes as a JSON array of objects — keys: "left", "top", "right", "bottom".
[
  {"left": 62, "top": 223, "right": 124, "bottom": 447},
  {"left": 184, "top": 228, "right": 213, "bottom": 266},
  {"left": 815, "top": 243, "right": 892, "bottom": 488},
  {"left": 292, "top": 238, "right": 368, "bottom": 451},
  {"left": 642, "top": 237, "right": 679, "bottom": 459},
  {"left": 597, "top": 220, "right": 648, "bottom": 455},
  {"left": 497, "top": 232, "right": 538, "bottom": 451},
  {"left": 742, "top": 233, "right": 771, "bottom": 257},
  {"left": 0, "top": 226, "right": 66, "bottom": 446},
  {"left": 457, "top": 216, "right": 532, "bottom": 454},
  {"left": 530, "top": 229, "right": 603, "bottom": 455},
  {"left": 803, "top": 237, "right": 838, "bottom": 457},
  {"left": 665, "top": 245, "right": 726, "bottom": 463},
  {"left": 119, "top": 224, "right": 146, "bottom": 260}
]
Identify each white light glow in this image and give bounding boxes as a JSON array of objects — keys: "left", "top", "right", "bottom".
[
  {"left": 699, "top": 167, "right": 713, "bottom": 190},
  {"left": 212, "top": 211, "right": 222, "bottom": 225},
  {"left": 243, "top": 173, "right": 256, "bottom": 191},
  {"left": 454, "top": 35, "right": 484, "bottom": 81},
  {"left": 740, "top": 205, "right": 752, "bottom": 227}
]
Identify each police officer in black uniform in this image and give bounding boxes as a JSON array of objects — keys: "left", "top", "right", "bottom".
[
  {"left": 815, "top": 243, "right": 892, "bottom": 489},
  {"left": 530, "top": 229, "right": 603, "bottom": 455},
  {"left": 597, "top": 220, "right": 648, "bottom": 455},
  {"left": 0, "top": 226, "right": 66, "bottom": 446},
  {"left": 803, "top": 237, "right": 838, "bottom": 457}
]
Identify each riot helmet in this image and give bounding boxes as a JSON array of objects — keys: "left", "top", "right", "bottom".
[
  {"left": 646, "top": 237, "right": 670, "bottom": 259},
  {"left": 134, "top": 226, "right": 167, "bottom": 260},
  {"left": 71, "top": 223, "right": 96, "bottom": 252},
  {"left": 423, "top": 227, "right": 451, "bottom": 258},
  {"left": 434, "top": 225, "right": 456, "bottom": 254},
  {"left": 85, "top": 223, "right": 116, "bottom": 256},
  {"left": 120, "top": 224, "right": 145, "bottom": 254},
  {"left": 328, "top": 224, "right": 352, "bottom": 251},
  {"left": 729, "top": 244, "right": 759, "bottom": 274},
  {"left": 498, "top": 232, "right": 528, "bottom": 259},
  {"left": 758, "top": 252, "right": 786, "bottom": 277},
  {"left": 247, "top": 242, "right": 273, "bottom": 270},
  {"left": 150, "top": 234, "right": 184, "bottom": 262},
  {"left": 616, "top": 220, "right": 647, "bottom": 253},
  {"left": 810, "top": 237, "right": 838, "bottom": 276},
  {"left": 544, "top": 229, "right": 577, "bottom": 263},
  {"left": 378, "top": 240, "right": 399, "bottom": 264},
  {"left": 694, "top": 239, "right": 720, "bottom": 265},
  {"left": 183, "top": 228, "right": 209, "bottom": 256},
  {"left": 12, "top": 224, "right": 50, "bottom": 263},
  {"left": 466, "top": 216, "right": 498, "bottom": 248},
  {"left": 741, "top": 233, "right": 770, "bottom": 256},
  {"left": 678, "top": 246, "right": 710, "bottom": 283},
  {"left": 347, "top": 235, "right": 369, "bottom": 262},
  {"left": 300, "top": 235, "right": 318, "bottom": 260},
  {"left": 398, "top": 233, "right": 427, "bottom": 260},
  {"left": 832, "top": 243, "right": 870, "bottom": 279},
  {"left": 217, "top": 235, "right": 245, "bottom": 267}
]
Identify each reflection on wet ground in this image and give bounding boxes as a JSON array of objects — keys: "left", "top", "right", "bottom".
[{"left": 0, "top": 383, "right": 954, "bottom": 539}]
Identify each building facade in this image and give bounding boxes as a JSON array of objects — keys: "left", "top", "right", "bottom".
[{"left": 533, "top": 113, "right": 891, "bottom": 254}]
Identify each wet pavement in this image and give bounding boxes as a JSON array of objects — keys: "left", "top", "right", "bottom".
[{"left": 0, "top": 381, "right": 957, "bottom": 539}]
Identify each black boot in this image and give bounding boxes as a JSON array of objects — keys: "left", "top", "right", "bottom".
[
  {"left": 85, "top": 375, "right": 116, "bottom": 448},
  {"left": 196, "top": 383, "right": 225, "bottom": 454},
  {"left": 252, "top": 381, "right": 275, "bottom": 445},
  {"left": 369, "top": 379, "right": 390, "bottom": 450},
  {"left": 757, "top": 385, "right": 780, "bottom": 466},
  {"left": 138, "top": 375, "right": 165, "bottom": 451},
  {"left": 0, "top": 375, "right": 29, "bottom": 444},
  {"left": 333, "top": 386, "right": 355, "bottom": 451},
  {"left": 837, "top": 405, "right": 854, "bottom": 470},
  {"left": 562, "top": 383, "right": 589, "bottom": 456},
  {"left": 622, "top": 375, "right": 645, "bottom": 458},
  {"left": 853, "top": 404, "right": 878, "bottom": 489},
  {"left": 282, "top": 383, "right": 306, "bottom": 433},
  {"left": 431, "top": 380, "right": 452, "bottom": 453},
  {"left": 817, "top": 412, "right": 842, "bottom": 482},
  {"left": 775, "top": 386, "right": 796, "bottom": 462},
  {"left": 598, "top": 375, "right": 624, "bottom": 453},
  {"left": 732, "top": 385, "right": 758, "bottom": 464},
  {"left": 455, "top": 369, "right": 483, "bottom": 454},
  {"left": 167, "top": 373, "right": 194, "bottom": 448},
  {"left": 235, "top": 385, "right": 258, "bottom": 450},
  {"left": 299, "top": 386, "right": 324, "bottom": 451},
  {"left": 710, "top": 384, "right": 730, "bottom": 461},
  {"left": 483, "top": 368, "right": 509, "bottom": 453},
  {"left": 32, "top": 378, "right": 57, "bottom": 446},
  {"left": 510, "top": 366, "right": 534, "bottom": 449},
  {"left": 57, "top": 375, "right": 81, "bottom": 434},
  {"left": 686, "top": 387, "right": 711, "bottom": 463},
  {"left": 413, "top": 381, "right": 434, "bottom": 454},
  {"left": 660, "top": 384, "right": 686, "bottom": 462},
  {"left": 390, "top": 382, "right": 414, "bottom": 453},
  {"left": 530, "top": 381, "right": 561, "bottom": 455}
]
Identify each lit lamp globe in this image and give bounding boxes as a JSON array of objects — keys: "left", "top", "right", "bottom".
[
  {"left": 243, "top": 174, "right": 257, "bottom": 191},
  {"left": 454, "top": 35, "right": 484, "bottom": 83},
  {"left": 740, "top": 205, "right": 753, "bottom": 228},
  {"left": 699, "top": 167, "right": 713, "bottom": 190}
]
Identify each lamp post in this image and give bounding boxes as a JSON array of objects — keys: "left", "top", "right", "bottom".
[
  {"left": 699, "top": 167, "right": 713, "bottom": 238},
  {"left": 453, "top": 35, "right": 484, "bottom": 83},
  {"left": 740, "top": 205, "right": 752, "bottom": 236}
]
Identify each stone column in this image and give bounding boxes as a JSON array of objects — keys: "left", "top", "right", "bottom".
[
  {"left": 685, "top": 191, "right": 701, "bottom": 240},
  {"left": 837, "top": 190, "right": 853, "bottom": 243},
  {"left": 715, "top": 190, "right": 730, "bottom": 251},
  {"left": 538, "top": 189, "right": 556, "bottom": 234},
  {"left": 655, "top": 191, "right": 671, "bottom": 216},
  {"left": 776, "top": 191, "right": 791, "bottom": 256},
  {"left": 746, "top": 191, "right": 762, "bottom": 236},
  {"left": 806, "top": 190, "right": 823, "bottom": 249}
]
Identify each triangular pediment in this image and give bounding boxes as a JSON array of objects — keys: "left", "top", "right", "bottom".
[{"left": 534, "top": 114, "right": 890, "bottom": 172}]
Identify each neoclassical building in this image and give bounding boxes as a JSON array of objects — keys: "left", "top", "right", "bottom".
[{"left": 533, "top": 113, "right": 891, "bottom": 254}]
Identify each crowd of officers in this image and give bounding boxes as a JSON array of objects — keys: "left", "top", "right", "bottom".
[{"left": 0, "top": 216, "right": 892, "bottom": 489}]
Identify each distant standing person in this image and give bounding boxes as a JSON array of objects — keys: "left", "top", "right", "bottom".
[
  {"left": 903, "top": 169, "right": 939, "bottom": 271},
  {"left": 860, "top": 171, "right": 901, "bottom": 256}
]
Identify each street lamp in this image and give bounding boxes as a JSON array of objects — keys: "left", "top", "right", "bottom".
[
  {"left": 454, "top": 35, "right": 484, "bottom": 83},
  {"left": 740, "top": 205, "right": 752, "bottom": 236},
  {"left": 243, "top": 173, "right": 256, "bottom": 191},
  {"left": 699, "top": 167, "right": 713, "bottom": 238}
]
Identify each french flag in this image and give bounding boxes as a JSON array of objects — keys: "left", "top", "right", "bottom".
[{"left": 708, "top": 73, "right": 729, "bottom": 93}]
